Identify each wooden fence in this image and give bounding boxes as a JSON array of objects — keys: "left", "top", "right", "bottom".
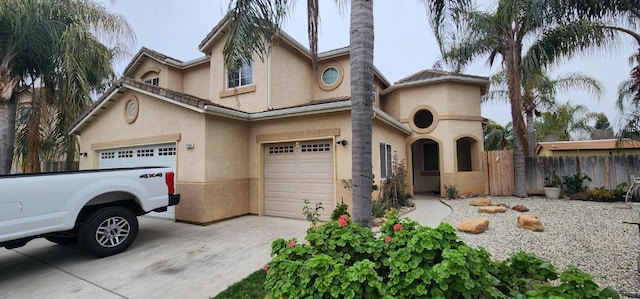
[{"left": 483, "top": 151, "right": 640, "bottom": 195}]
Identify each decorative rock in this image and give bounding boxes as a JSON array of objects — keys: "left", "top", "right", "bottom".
[
  {"left": 457, "top": 217, "right": 489, "bottom": 234},
  {"left": 469, "top": 197, "right": 492, "bottom": 206},
  {"left": 517, "top": 215, "right": 544, "bottom": 231},
  {"left": 478, "top": 206, "right": 507, "bottom": 213},
  {"left": 512, "top": 205, "right": 529, "bottom": 212},
  {"left": 497, "top": 203, "right": 510, "bottom": 209}
]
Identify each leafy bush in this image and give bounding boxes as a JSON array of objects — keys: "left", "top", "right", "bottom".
[
  {"left": 587, "top": 187, "right": 616, "bottom": 202},
  {"left": 444, "top": 184, "right": 459, "bottom": 199},
  {"left": 264, "top": 212, "right": 619, "bottom": 298},
  {"left": 330, "top": 200, "right": 350, "bottom": 221},
  {"left": 614, "top": 182, "right": 629, "bottom": 201},
  {"left": 544, "top": 172, "right": 563, "bottom": 187},
  {"left": 562, "top": 173, "right": 592, "bottom": 195},
  {"left": 379, "top": 153, "right": 410, "bottom": 209},
  {"left": 302, "top": 199, "right": 323, "bottom": 229},
  {"left": 371, "top": 200, "right": 388, "bottom": 218}
]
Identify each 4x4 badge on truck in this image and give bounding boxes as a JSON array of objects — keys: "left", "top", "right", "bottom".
[{"left": 140, "top": 173, "right": 163, "bottom": 179}]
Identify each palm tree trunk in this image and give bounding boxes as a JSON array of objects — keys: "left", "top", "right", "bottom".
[
  {"left": 350, "top": 0, "right": 374, "bottom": 226},
  {"left": 526, "top": 109, "right": 535, "bottom": 157},
  {"left": 0, "top": 94, "right": 17, "bottom": 174},
  {"left": 504, "top": 39, "right": 528, "bottom": 198}
]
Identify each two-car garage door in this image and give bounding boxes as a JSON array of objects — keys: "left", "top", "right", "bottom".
[
  {"left": 98, "top": 143, "right": 177, "bottom": 219},
  {"left": 264, "top": 140, "right": 334, "bottom": 220}
]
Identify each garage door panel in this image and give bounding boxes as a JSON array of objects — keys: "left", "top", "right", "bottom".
[{"left": 264, "top": 140, "right": 334, "bottom": 220}]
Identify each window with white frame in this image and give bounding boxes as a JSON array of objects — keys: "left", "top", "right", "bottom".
[
  {"left": 144, "top": 77, "right": 159, "bottom": 86},
  {"left": 227, "top": 61, "right": 253, "bottom": 88},
  {"left": 380, "top": 143, "right": 392, "bottom": 179}
]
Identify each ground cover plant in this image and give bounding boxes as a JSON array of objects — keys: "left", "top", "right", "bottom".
[
  {"left": 264, "top": 212, "right": 619, "bottom": 298},
  {"left": 210, "top": 269, "right": 266, "bottom": 299}
]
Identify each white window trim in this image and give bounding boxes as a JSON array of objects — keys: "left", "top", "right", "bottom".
[
  {"left": 144, "top": 77, "right": 159, "bottom": 86},
  {"left": 227, "top": 61, "right": 253, "bottom": 88}
]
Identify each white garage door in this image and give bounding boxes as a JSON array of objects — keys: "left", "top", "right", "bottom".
[
  {"left": 264, "top": 140, "right": 334, "bottom": 220},
  {"left": 98, "top": 143, "right": 177, "bottom": 219}
]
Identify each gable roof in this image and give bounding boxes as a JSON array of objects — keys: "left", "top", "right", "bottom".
[
  {"left": 122, "top": 47, "right": 209, "bottom": 77},
  {"left": 381, "top": 69, "right": 490, "bottom": 95},
  {"left": 535, "top": 139, "right": 640, "bottom": 154},
  {"left": 68, "top": 77, "right": 233, "bottom": 135},
  {"left": 197, "top": 17, "right": 391, "bottom": 88}
]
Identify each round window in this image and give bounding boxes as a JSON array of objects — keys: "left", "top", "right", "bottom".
[
  {"left": 413, "top": 109, "right": 434, "bottom": 129},
  {"left": 321, "top": 67, "right": 339, "bottom": 86}
]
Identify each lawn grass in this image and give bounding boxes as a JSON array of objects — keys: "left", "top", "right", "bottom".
[{"left": 211, "top": 269, "right": 266, "bottom": 299}]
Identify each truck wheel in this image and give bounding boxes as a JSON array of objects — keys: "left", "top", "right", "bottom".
[
  {"left": 78, "top": 206, "right": 139, "bottom": 258},
  {"left": 45, "top": 236, "right": 77, "bottom": 245}
]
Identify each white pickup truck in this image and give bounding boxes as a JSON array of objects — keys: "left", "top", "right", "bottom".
[{"left": 0, "top": 167, "right": 180, "bottom": 257}]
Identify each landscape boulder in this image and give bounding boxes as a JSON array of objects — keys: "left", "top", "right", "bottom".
[
  {"left": 457, "top": 217, "right": 489, "bottom": 234},
  {"left": 517, "top": 215, "right": 544, "bottom": 232},
  {"left": 512, "top": 205, "right": 529, "bottom": 212},
  {"left": 478, "top": 206, "right": 507, "bottom": 214},
  {"left": 469, "top": 197, "right": 492, "bottom": 206}
]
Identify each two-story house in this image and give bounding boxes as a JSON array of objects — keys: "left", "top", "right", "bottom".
[{"left": 69, "top": 17, "right": 489, "bottom": 224}]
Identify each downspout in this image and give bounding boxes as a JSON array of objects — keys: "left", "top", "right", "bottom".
[{"left": 267, "top": 53, "right": 272, "bottom": 110}]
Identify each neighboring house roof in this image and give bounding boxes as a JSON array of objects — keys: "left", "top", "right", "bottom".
[
  {"left": 535, "top": 139, "right": 640, "bottom": 154},
  {"left": 69, "top": 78, "right": 411, "bottom": 135},
  {"left": 122, "top": 47, "right": 209, "bottom": 77},
  {"left": 381, "top": 69, "right": 490, "bottom": 95}
]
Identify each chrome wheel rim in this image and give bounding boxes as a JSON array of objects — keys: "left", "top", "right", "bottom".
[{"left": 95, "top": 216, "right": 130, "bottom": 248}]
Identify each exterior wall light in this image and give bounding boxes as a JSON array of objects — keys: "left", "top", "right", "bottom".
[{"left": 337, "top": 139, "right": 348, "bottom": 146}]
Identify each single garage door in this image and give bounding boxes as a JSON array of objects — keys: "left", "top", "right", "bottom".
[
  {"left": 98, "top": 143, "right": 177, "bottom": 219},
  {"left": 264, "top": 140, "right": 334, "bottom": 219}
]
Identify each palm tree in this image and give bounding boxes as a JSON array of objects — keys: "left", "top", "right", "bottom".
[
  {"left": 483, "top": 120, "right": 513, "bottom": 151},
  {"left": 535, "top": 101, "right": 597, "bottom": 141},
  {"left": 435, "top": 0, "right": 615, "bottom": 197},
  {"left": 484, "top": 70, "right": 603, "bottom": 155},
  {"left": 554, "top": 0, "right": 640, "bottom": 138},
  {"left": 223, "top": 0, "right": 465, "bottom": 225},
  {"left": 0, "top": 0, "right": 133, "bottom": 173}
]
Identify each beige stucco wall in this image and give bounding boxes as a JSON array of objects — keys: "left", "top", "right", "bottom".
[
  {"left": 206, "top": 39, "right": 269, "bottom": 113},
  {"left": 384, "top": 82, "right": 485, "bottom": 196},
  {"left": 314, "top": 57, "right": 351, "bottom": 100},
  {"left": 182, "top": 62, "right": 210, "bottom": 99},
  {"left": 270, "top": 42, "right": 314, "bottom": 108},
  {"left": 371, "top": 118, "right": 409, "bottom": 200}
]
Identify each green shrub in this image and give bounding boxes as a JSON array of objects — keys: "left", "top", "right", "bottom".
[
  {"left": 331, "top": 200, "right": 350, "bottom": 221},
  {"left": 587, "top": 187, "right": 616, "bottom": 202},
  {"left": 562, "top": 173, "right": 592, "bottom": 195},
  {"left": 444, "top": 184, "right": 459, "bottom": 199},
  {"left": 264, "top": 212, "right": 619, "bottom": 298},
  {"left": 371, "top": 200, "right": 388, "bottom": 218},
  {"left": 614, "top": 182, "right": 629, "bottom": 200}
]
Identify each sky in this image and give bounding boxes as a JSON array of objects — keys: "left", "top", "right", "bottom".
[{"left": 98, "top": 0, "right": 637, "bottom": 133}]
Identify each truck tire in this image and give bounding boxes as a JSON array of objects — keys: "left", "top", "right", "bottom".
[
  {"left": 45, "top": 236, "right": 77, "bottom": 245},
  {"left": 78, "top": 206, "right": 139, "bottom": 258}
]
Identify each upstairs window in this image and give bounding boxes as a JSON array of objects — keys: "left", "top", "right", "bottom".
[
  {"left": 227, "top": 61, "right": 253, "bottom": 88},
  {"left": 144, "top": 77, "right": 159, "bottom": 86}
]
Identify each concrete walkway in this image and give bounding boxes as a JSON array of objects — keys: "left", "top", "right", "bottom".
[{"left": 404, "top": 194, "right": 452, "bottom": 227}]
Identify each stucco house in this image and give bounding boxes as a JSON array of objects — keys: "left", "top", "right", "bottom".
[{"left": 69, "top": 18, "right": 489, "bottom": 224}]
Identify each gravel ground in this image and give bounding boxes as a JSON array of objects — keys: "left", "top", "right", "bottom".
[{"left": 441, "top": 196, "right": 640, "bottom": 298}]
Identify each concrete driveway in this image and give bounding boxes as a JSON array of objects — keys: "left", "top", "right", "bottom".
[{"left": 0, "top": 215, "right": 308, "bottom": 299}]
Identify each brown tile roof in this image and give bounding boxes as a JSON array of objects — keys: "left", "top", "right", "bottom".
[
  {"left": 537, "top": 139, "right": 640, "bottom": 152},
  {"left": 198, "top": 15, "right": 229, "bottom": 51},
  {"left": 69, "top": 77, "right": 229, "bottom": 134},
  {"left": 122, "top": 47, "right": 184, "bottom": 76}
]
